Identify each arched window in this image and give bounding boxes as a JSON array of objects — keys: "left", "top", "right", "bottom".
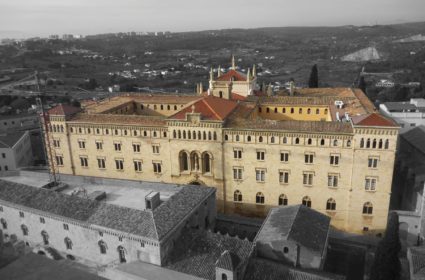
[
  {"left": 316, "top": 108, "right": 320, "bottom": 114},
  {"left": 372, "top": 139, "right": 377, "bottom": 149},
  {"left": 266, "top": 108, "right": 270, "bottom": 113},
  {"left": 259, "top": 136, "right": 263, "bottom": 143},
  {"left": 234, "top": 190, "right": 242, "bottom": 202},
  {"left": 140, "top": 104, "right": 144, "bottom": 110},
  {"left": 258, "top": 107, "right": 262, "bottom": 113},
  {"left": 324, "top": 109, "right": 328, "bottom": 114},
  {"left": 118, "top": 246, "right": 126, "bottom": 263},
  {"left": 271, "top": 136, "right": 275, "bottom": 143},
  {"left": 360, "top": 138, "right": 364, "bottom": 148},
  {"left": 154, "top": 105, "right": 157, "bottom": 110},
  {"left": 178, "top": 130, "right": 181, "bottom": 139},
  {"left": 1, "top": 218, "right": 7, "bottom": 229},
  {"left": 203, "top": 131, "right": 207, "bottom": 140},
  {"left": 96, "top": 128, "right": 100, "bottom": 134},
  {"left": 247, "top": 135, "right": 252, "bottom": 142},
  {"left": 198, "top": 131, "right": 201, "bottom": 140},
  {"left": 378, "top": 139, "right": 383, "bottom": 149},
  {"left": 202, "top": 152, "right": 212, "bottom": 174},
  {"left": 21, "top": 224, "right": 28, "bottom": 236},
  {"left": 295, "top": 138, "right": 300, "bottom": 144},
  {"left": 222, "top": 273, "right": 228, "bottom": 280},
  {"left": 115, "top": 129, "right": 118, "bottom": 135},
  {"left": 160, "top": 105, "right": 164, "bottom": 110},
  {"left": 384, "top": 139, "right": 389, "bottom": 149},
  {"left": 224, "top": 135, "right": 229, "bottom": 141},
  {"left": 347, "top": 140, "right": 352, "bottom": 147},
  {"left": 366, "top": 138, "right": 371, "bottom": 148},
  {"left": 208, "top": 131, "right": 212, "bottom": 140},
  {"left": 143, "top": 131, "right": 147, "bottom": 137},
  {"left": 174, "top": 105, "right": 177, "bottom": 110},
  {"left": 183, "top": 131, "right": 186, "bottom": 139},
  {"left": 188, "top": 130, "right": 191, "bottom": 139},
  {"left": 190, "top": 152, "right": 201, "bottom": 171},
  {"left": 278, "top": 194, "right": 288, "bottom": 206},
  {"left": 274, "top": 107, "right": 278, "bottom": 113},
  {"left": 64, "top": 237, "right": 73, "bottom": 250},
  {"left": 60, "top": 125, "right": 64, "bottom": 132},
  {"left": 192, "top": 131, "right": 196, "bottom": 139},
  {"left": 256, "top": 192, "right": 265, "bottom": 204},
  {"left": 134, "top": 130, "right": 138, "bottom": 136},
  {"left": 320, "top": 139, "right": 325, "bottom": 146},
  {"left": 98, "top": 240, "right": 107, "bottom": 254},
  {"left": 41, "top": 230, "right": 49, "bottom": 245},
  {"left": 299, "top": 108, "right": 302, "bottom": 114},
  {"left": 291, "top": 108, "right": 294, "bottom": 114},
  {"left": 167, "top": 105, "right": 170, "bottom": 110},
  {"left": 235, "top": 135, "right": 240, "bottom": 141},
  {"left": 283, "top": 137, "right": 287, "bottom": 144},
  {"left": 363, "top": 202, "right": 373, "bottom": 215},
  {"left": 173, "top": 130, "right": 176, "bottom": 138},
  {"left": 213, "top": 132, "right": 217, "bottom": 140},
  {"left": 302, "top": 196, "right": 311, "bottom": 208},
  {"left": 282, "top": 108, "right": 286, "bottom": 113},
  {"left": 153, "top": 131, "right": 157, "bottom": 137},
  {"left": 333, "top": 139, "right": 338, "bottom": 146},
  {"left": 307, "top": 138, "right": 312, "bottom": 145},
  {"left": 326, "top": 198, "right": 336, "bottom": 211},
  {"left": 307, "top": 108, "right": 311, "bottom": 114},
  {"left": 180, "top": 151, "right": 189, "bottom": 171}
]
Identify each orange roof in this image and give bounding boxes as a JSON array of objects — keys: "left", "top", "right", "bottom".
[
  {"left": 351, "top": 113, "right": 398, "bottom": 127},
  {"left": 216, "top": 70, "right": 247, "bottom": 82},
  {"left": 48, "top": 104, "right": 81, "bottom": 116},
  {"left": 170, "top": 96, "right": 238, "bottom": 121},
  {"left": 230, "top": 92, "right": 247, "bottom": 101}
]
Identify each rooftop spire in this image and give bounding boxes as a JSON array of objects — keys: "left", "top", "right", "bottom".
[
  {"left": 217, "top": 65, "right": 222, "bottom": 77},
  {"left": 231, "top": 55, "right": 236, "bottom": 70},
  {"left": 210, "top": 67, "right": 214, "bottom": 81},
  {"left": 252, "top": 64, "right": 256, "bottom": 77},
  {"left": 247, "top": 68, "right": 251, "bottom": 82}
]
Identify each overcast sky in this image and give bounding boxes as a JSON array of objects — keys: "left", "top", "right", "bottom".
[{"left": 1, "top": 0, "right": 425, "bottom": 38}]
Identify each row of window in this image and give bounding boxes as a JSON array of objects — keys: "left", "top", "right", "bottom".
[
  {"left": 232, "top": 192, "right": 374, "bottom": 214},
  {"left": 360, "top": 138, "right": 389, "bottom": 149},
  {"left": 259, "top": 106, "right": 328, "bottom": 115},
  {"left": 179, "top": 151, "right": 212, "bottom": 173},
  {"left": 72, "top": 140, "right": 161, "bottom": 154},
  {"left": 140, "top": 103, "right": 182, "bottom": 111},
  {"left": 225, "top": 134, "right": 350, "bottom": 147},
  {"left": 233, "top": 168, "right": 378, "bottom": 190},
  {"left": 172, "top": 130, "right": 217, "bottom": 141},
  {"left": 67, "top": 126, "right": 166, "bottom": 138}
]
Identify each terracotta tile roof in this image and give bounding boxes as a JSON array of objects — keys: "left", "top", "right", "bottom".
[
  {"left": 0, "top": 180, "right": 214, "bottom": 241},
  {"left": 256, "top": 205, "right": 331, "bottom": 255},
  {"left": 230, "top": 92, "right": 247, "bottom": 101},
  {"left": 401, "top": 126, "right": 425, "bottom": 155},
  {"left": 69, "top": 113, "right": 167, "bottom": 126},
  {"left": 47, "top": 104, "right": 81, "bottom": 116},
  {"left": 0, "top": 131, "right": 26, "bottom": 148},
  {"left": 351, "top": 113, "right": 398, "bottom": 127},
  {"left": 215, "top": 70, "right": 247, "bottom": 82},
  {"left": 170, "top": 96, "right": 239, "bottom": 121},
  {"left": 166, "top": 229, "right": 253, "bottom": 280},
  {"left": 244, "top": 258, "right": 345, "bottom": 280}
]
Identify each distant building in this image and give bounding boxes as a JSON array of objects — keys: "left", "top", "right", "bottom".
[
  {"left": 0, "top": 131, "right": 33, "bottom": 172},
  {"left": 0, "top": 113, "right": 39, "bottom": 133},
  {"left": 48, "top": 35, "right": 59, "bottom": 40},
  {"left": 375, "top": 79, "right": 395, "bottom": 88},
  {"left": 380, "top": 98, "right": 425, "bottom": 133}
]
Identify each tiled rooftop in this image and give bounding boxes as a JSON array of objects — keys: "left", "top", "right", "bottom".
[
  {"left": 166, "top": 229, "right": 253, "bottom": 280},
  {"left": 69, "top": 113, "right": 167, "bottom": 126},
  {"left": 0, "top": 131, "right": 26, "bottom": 148}
]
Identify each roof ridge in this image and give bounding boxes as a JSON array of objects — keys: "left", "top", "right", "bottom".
[
  {"left": 202, "top": 98, "right": 223, "bottom": 120},
  {"left": 149, "top": 210, "right": 160, "bottom": 240},
  {"left": 0, "top": 139, "right": 11, "bottom": 148},
  {"left": 286, "top": 205, "right": 301, "bottom": 240}
]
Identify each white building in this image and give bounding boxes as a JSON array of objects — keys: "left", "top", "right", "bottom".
[
  {"left": 379, "top": 98, "right": 425, "bottom": 133},
  {"left": 0, "top": 131, "right": 33, "bottom": 172},
  {"left": 0, "top": 114, "right": 38, "bottom": 133}
]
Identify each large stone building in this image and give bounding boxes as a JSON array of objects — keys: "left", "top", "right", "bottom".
[{"left": 42, "top": 62, "right": 399, "bottom": 235}]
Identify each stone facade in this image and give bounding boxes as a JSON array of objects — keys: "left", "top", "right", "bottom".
[{"left": 42, "top": 75, "right": 398, "bottom": 235}]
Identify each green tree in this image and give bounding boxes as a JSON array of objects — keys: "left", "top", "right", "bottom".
[
  {"left": 370, "top": 212, "right": 401, "bottom": 280},
  {"left": 308, "top": 64, "right": 319, "bottom": 88}
]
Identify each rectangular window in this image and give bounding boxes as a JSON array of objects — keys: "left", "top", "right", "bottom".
[
  {"left": 19, "top": 211, "right": 24, "bottom": 218},
  {"left": 256, "top": 169, "right": 266, "bottom": 182},
  {"left": 153, "top": 162, "right": 162, "bottom": 174},
  {"left": 40, "top": 217, "right": 45, "bottom": 224},
  {"left": 330, "top": 155, "right": 340, "bottom": 166},
  {"left": 233, "top": 167, "right": 243, "bottom": 180},
  {"left": 115, "top": 159, "right": 124, "bottom": 170},
  {"left": 1, "top": 153, "right": 5, "bottom": 158},
  {"left": 96, "top": 141, "right": 103, "bottom": 150},
  {"left": 152, "top": 145, "right": 160, "bottom": 154},
  {"left": 80, "top": 157, "right": 88, "bottom": 167},
  {"left": 134, "top": 160, "right": 142, "bottom": 172},
  {"left": 133, "top": 143, "right": 141, "bottom": 153},
  {"left": 279, "top": 170, "right": 289, "bottom": 184},
  {"left": 63, "top": 224, "right": 69, "bottom": 230},
  {"left": 328, "top": 174, "right": 339, "bottom": 188},
  {"left": 365, "top": 177, "right": 377, "bottom": 191},
  {"left": 55, "top": 156, "right": 64, "bottom": 166},
  {"left": 97, "top": 158, "right": 106, "bottom": 169},
  {"left": 304, "top": 153, "right": 314, "bottom": 164},
  {"left": 53, "top": 139, "right": 60, "bottom": 148},
  {"left": 368, "top": 157, "right": 378, "bottom": 168},
  {"left": 280, "top": 152, "right": 289, "bottom": 162},
  {"left": 303, "top": 172, "right": 314, "bottom": 186},
  {"left": 78, "top": 140, "right": 86, "bottom": 149},
  {"left": 256, "top": 151, "right": 265, "bottom": 161},
  {"left": 233, "top": 149, "right": 242, "bottom": 159},
  {"left": 114, "top": 142, "right": 122, "bottom": 151}
]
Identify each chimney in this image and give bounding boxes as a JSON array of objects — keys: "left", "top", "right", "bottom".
[
  {"left": 289, "top": 81, "right": 295, "bottom": 96},
  {"left": 145, "top": 192, "right": 160, "bottom": 210}
]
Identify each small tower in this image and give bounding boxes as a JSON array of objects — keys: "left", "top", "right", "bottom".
[
  {"left": 231, "top": 55, "right": 236, "bottom": 70},
  {"left": 199, "top": 82, "right": 203, "bottom": 94},
  {"left": 218, "top": 65, "right": 222, "bottom": 77},
  {"left": 210, "top": 67, "right": 214, "bottom": 81},
  {"left": 246, "top": 68, "right": 251, "bottom": 82}
]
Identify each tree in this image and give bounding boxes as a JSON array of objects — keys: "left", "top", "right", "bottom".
[
  {"left": 370, "top": 212, "right": 401, "bottom": 280},
  {"left": 359, "top": 76, "right": 367, "bottom": 94},
  {"left": 308, "top": 64, "right": 319, "bottom": 88}
]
